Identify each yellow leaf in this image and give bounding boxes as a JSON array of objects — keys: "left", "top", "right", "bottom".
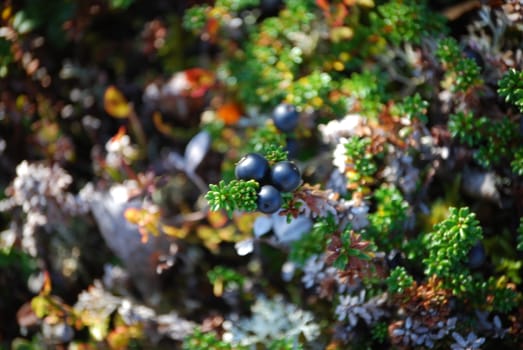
[
  {"left": 89, "top": 318, "right": 110, "bottom": 342},
  {"left": 124, "top": 207, "right": 141, "bottom": 224},
  {"left": 330, "top": 26, "right": 354, "bottom": 42},
  {"left": 162, "top": 224, "right": 189, "bottom": 239},
  {"left": 233, "top": 212, "right": 258, "bottom": 234},
  {"left": 217, "top": 225, "right": 236, "bottom": 241},
  {"left": 196, "top": 226, "right": 221, "bottom": 253},
  {"left": 104, "top": 86, "right": 132, "bottom": 118},
  {"left": 357, "top": 0, "right": 374, "bottom": 7},
  {"left": 213, "top": 278, "right": 224, "bottom": 297},
  {"left": 31, "top": 296, "right": 50, "bottom": 318},
  {"left": 2, "top": 6, "right": 12, "bottom": 21}
]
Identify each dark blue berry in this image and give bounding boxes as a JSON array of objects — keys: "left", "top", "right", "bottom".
[
  {"left": 270, "top": 161, "right": 301, "bottom": 192},
  {"left": 261, "top": 0, "right": 282, "bottom": 15},
  {"left": 285, "top": 137, "right": 299, "bottom": 159},
  {"left": 273, "top": 103, "right": 299, "bottom": 133},
  {"left": 257, "top": 185, "right": 282, "bottom": 214},
  {"left": 235, "top": 153, "right": 270, "bottom": 182},
  {"left": 467, "top": 241, "right": 486, "bottom": 269}
]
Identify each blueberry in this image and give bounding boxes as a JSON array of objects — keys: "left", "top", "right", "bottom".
[
  {"left": 235, "top": 153, "right": 270, "bottom": 182},
  {"left": 273, "top": 103, "right": 299, "bottom": 133},
  {"left": 285, "top": 137, "right": 299, "bottom": 159},
  {"left": 270, "top": 161, "right": 301, "bottom": 192},
  {"left": 257, "top": 185, "right": 282, "bottom": 214},
  {"left": 261, "top": 0, "right": 283, "bottom": 15},
  {"left": 467, "top": 241, "right": 486, "bottom": 269}
]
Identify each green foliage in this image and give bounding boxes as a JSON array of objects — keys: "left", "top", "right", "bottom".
[
  {"left": 260, "top": 144, "right": 289, "bottom": 164},
  {"left": 215, "top": 0, "right": 260, "bottom": 12},
  {"left": 284, "top": 0, "right": 316, "bottom": 11},
  {"left": 437, "top": 37, "right": 482, "bottom": 92},
  {"left": 183, "top": 0, "right": 260, "bottom": 33},
  {"left": 183, "top": 6, "right": 210, "bottom": 33},
  {"left": 495, "top": 259, "right": 522, "bottom": 285},
  {"left": 183, "top": 329, "right": 244, "bottom": 350},
  {"left": 246, "top": 124, "right": 287, "bottom": 157},
  {"left": 438, "top": 72, "right": 523, "bottom": 170},
  {"left": 6, "top": 0, "right": 523, "bottom": 348},
  {"left": 423, "top": 207, "right": 482, "bottom": 295},
  {"left": 372, "top": 0, "right": 446, "bottom": 45},
  {"left": 223, "top": 2, "right": 316, "bottom": 108},
  {"left": 183, "top": 0, "right": 443, "bottom": 114},
  {"left": 289, "top": 215, "right": 336, "bottom": 266},
  {"left": 448, "top": 112, "right": 487, "bottom": 147},
  {"left": 11, "top": 337, "right": 44, "bottom": 350},
  {"left": 344, "top": 136, "right": 379, "bottom": 179},
  {"left": 0, "top": 247, "right": 36, "bottom": 278},
  {"left": 449, "top": 112, "right": 519, "bottom": 168},
  {"left": 478, "top": 277, "right": 519, "bottom": 313},
  {"left": 453, "top": 58, "right": 482, "bottom": 92},
  {"left": 332, "top": 225, "right": 372, "bottom": 270},
  {"left": 205, "top": 179, "right": 259, "bottom": 217},
  {"left": 268, "top": 338, "right": 303, "bottom": 350},
  {"left": 511, "top": 147, "right": 523, "bottom": 176},
  {"left": 207, "top": 266, "right": 245, "bottom": 289},
  {"left": 393, "top": 93, "right": 429, "bottom": 124},
  {"left": 371, "top": 322, "right": 389, "bottom": 344},
  {"left": 517, "top": 218, "right": 523, "bottom": 251},
  {"left": 475, "top": 116, "right": 519, "bottom": 168},
  {"left": 12, "top": 1, "right": 75, "bottom": 46},
  {"left": 366, "top": 185, "right": 408, "bottom": 250},
  {"left": 108, "top": 0, "right": 135, "bottom": 10},
  {"left": 340, "top": 71, "right": 387, "bottom": 117},
  {"left": 436, "top": 37, "right": 462, "bottom": 64},
  {"left": 386, "top": 266, "right": 414, "bottom": 294},
  {"left": 498, "top": 68, "right": 523, "bottom": 112},
  {"left": 286, "top": 71, "right": 333, "bottom": 110},
  {"left": 0, "top": 38, "right": 13, "bottom": 78}
]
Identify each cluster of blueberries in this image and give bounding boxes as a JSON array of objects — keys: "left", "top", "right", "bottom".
[
  {"left": 235, "top": 153, "right": 301, "bottom": 213},
  {"left": 234, "top": 103, "right": 302, "bottom": 214}
]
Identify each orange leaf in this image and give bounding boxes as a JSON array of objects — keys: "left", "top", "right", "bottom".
[
  {"left": 205, "top": 18, "right": 220, "bottom": 43},
  {"left": 152, "top": 112, "right": 175, "bottom": 136},
  {"left": 207, "top": 210, "right": 229, "bottom": 228},
  {"left": 316, "top": 0, "right": 330, "bottom": 12},
  {"left": 332, "top": 3, "right": 348, "bottom": 27},
  {"left": 110, "top": 125, "right": 127, "bottom": 143},
  {"left": 216, "top": 102, "right": 242, "bottom": 125},
  {"left": 104, "top": 86, "right": 132, "bottom": 118},
  {"left": 107, "top": 326, "right": 132, "bottom": 350},
  {"left": 42, "top": 270, "right": 52, "bottom": 295}
]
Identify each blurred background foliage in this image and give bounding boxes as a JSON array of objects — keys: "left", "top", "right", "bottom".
[{"left": 1, "top": 0, "right": 523, "bottom": 349}]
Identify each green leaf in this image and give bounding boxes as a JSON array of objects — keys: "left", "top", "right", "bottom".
[
  {"left": 333, "top": 254, "right": 348, "bottom": 270},
  {"left": 499, "top": 69, "right": 523, "bottom": 112}
]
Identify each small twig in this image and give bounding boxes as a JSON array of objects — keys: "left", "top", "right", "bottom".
[{"left": 441, "top": 0, "right": 481, "bottom": 21}]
